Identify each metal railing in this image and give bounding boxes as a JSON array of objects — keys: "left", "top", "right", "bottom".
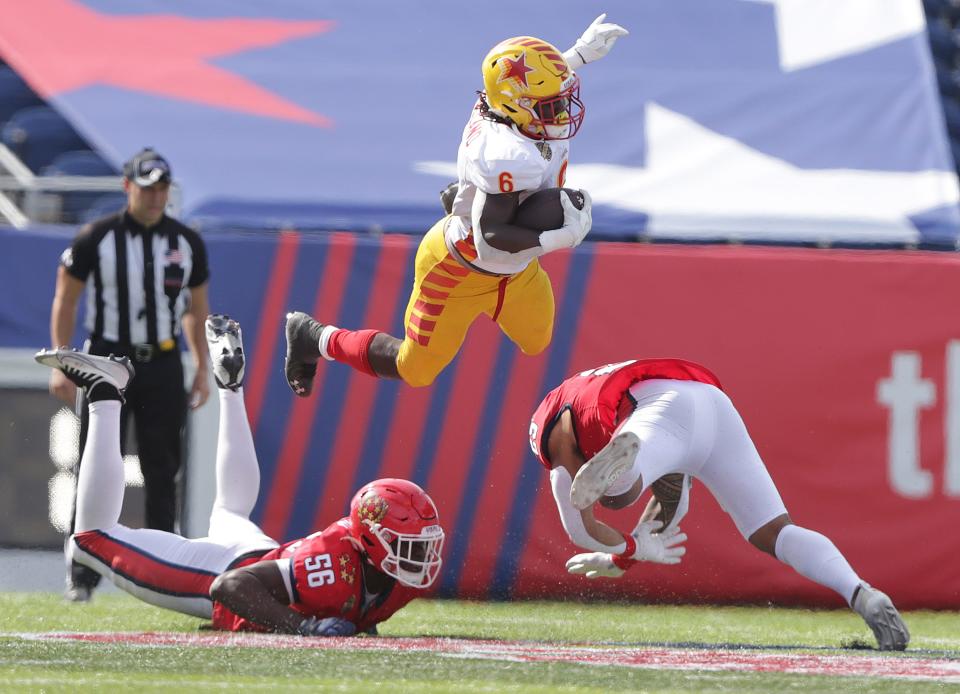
[{"left": 0, "top": 144, "right": 181, "bottom": 228}]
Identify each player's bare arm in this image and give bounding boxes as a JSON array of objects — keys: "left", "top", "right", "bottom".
[
  {"left": 209, "top": 561, "right": 304, "bottom": 634},
  {"left": 547, "top": 409, "right": 630, "bottom": 550},
  {"left": 48, "top": 265, "right": 85, "bottom": 404},
  {"left": 476, "top": 188, "right": 593, "bottom": 256},
  {"left": 182, "top": 281, "right": 211, "bottom": 409},
  {"left": 543, "top": 408, "right": 686, "bottom": 573},
  {"left": 474, "top": 190, "right": 540, "bottom": 253}
]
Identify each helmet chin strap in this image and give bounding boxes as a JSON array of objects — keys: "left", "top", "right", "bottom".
[{"left": 544, "top": 123, "right": 571, "bottom": 139}]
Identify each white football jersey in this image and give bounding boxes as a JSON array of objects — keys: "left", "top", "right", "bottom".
[{"left": 446, "top": 103, "right": 569, "bottom": 275}]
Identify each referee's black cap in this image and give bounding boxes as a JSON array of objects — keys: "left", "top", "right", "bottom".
[{"left": 123, "top": 148, "right": 172, "bottom": 187}]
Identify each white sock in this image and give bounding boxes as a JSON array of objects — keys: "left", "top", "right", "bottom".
[
  {"left": 774, "top": 524, "right": 861, "bottom": 604},
  {"left": 74, "top": 400, "right": 124, "bottom": 533},
  {"left": 318, "top": 324, "right": 339, "bottom": 361},
  {"left": 212, "top": 388, "right": 261, "bottom": 517}
]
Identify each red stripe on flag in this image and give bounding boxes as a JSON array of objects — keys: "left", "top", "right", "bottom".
[
  {"left": 424, "top": 318, "right": 501, "bottom": 548},
  {"left": 261, "top": 234, "right": 356, "bottom": 540},
  {"left": 309, "top": 237, "right": 414, "bottom": 529},
  {"left": 246, "top": 231, "right": 300, "bottom": 431},
  {"left": 457, "top": 254, "right": 572, "bottom": 596},
  {"left": 413, "top": 299, "right": 444, "bottom": 317},
  {"left": 74, "top": 530, "right": 216, "bottom": 597}
]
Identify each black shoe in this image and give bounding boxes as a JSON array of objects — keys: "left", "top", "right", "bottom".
[
  {"left": 64, "top": 582, "right": 93, "bottom": 603},
  {"left": 284, "top": 311, "right": 325, "bottom": 397},
  {"left": 64, "top": 563, "right": 100, "bottom": 603},
  {"left": 205, "top": 314, "right": 244, "bottom": 391}
]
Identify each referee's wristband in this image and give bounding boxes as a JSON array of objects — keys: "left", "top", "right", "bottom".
[{"left": 611, "top": 533, "right": 637, "bottom": 571}]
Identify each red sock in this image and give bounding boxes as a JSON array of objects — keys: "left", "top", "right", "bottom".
[{"left": 326, "top": 329, "right": 380, "bottom": 377}]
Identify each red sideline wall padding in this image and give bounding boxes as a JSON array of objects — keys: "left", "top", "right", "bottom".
[
  {"left": 239, "top": 236, "right": 959, "bottom": 609},
  {"left": 3, "top": 227, "right": 958, "bottom": 607},
  {"left": 508, "top": 244, "right": 960, "bottom": 609},
  {"left": 236, "top": 234, "right": 960, "bottom": 609}
]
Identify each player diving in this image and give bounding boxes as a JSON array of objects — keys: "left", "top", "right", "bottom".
[
  {"left": 284, "top": 15, "right": 627, "bottom": 392},
  {"left": 529, "top": 358, "right": 910, "bottom": 651},
  {"left": 35, "top": 315, "right": 444, "bottom": 636}
]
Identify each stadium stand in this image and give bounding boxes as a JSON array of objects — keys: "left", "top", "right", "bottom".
[
  {"left": 1, "top": 106, "right": 87, "bottom": 173},
  {"left": 79, "top": 192, "right": 128, "bottom": 224},
  {"left": 0, "top": 65, "right": 43, "bottom": 128},
  {"left": 0, "top": 66, "right": 126, "bottom": 227},
  {"left": 38, "top": 150, "right": 119, "bottom": 224}
]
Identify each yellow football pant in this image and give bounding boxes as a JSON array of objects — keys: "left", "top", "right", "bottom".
[{"left": 396, "top": 217, "right": 554, "bottom": 387}]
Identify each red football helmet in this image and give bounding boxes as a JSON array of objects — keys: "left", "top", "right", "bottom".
[{"left": 349, "top": 478, "right": 444, "bottom": 589}]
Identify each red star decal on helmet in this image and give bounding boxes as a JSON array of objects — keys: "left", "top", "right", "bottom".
[
  {"left": 498, "top": 53, "right": 534, "bottom": 87},
  {"left": 0, "top": 0, "right": 332, "bottom": 126}
]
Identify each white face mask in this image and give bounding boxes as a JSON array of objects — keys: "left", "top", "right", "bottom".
[{"left": 372, "top": 523, "right": 445, "bottom": 588}]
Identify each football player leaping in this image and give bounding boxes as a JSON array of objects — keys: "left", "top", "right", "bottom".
[
  {"left": 285, "top": 15, "right": 627, "bottom": 391},
  {"left": 529, "top": 358, "right": 910, "bottom": 651},
  {"left": 35, "top": 315, "right": 444, "bottom": 637}
]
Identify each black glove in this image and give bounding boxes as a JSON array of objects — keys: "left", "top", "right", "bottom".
[
  {"left": 297, "top": 616, "right": 357, "bottom": 637},
  {"left": 440, "top": 181, "right": 458, "bottom": 214}
]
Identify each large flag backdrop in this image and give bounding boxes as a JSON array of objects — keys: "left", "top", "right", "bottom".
[{"left": 0, "top": 0, "right": 957, "bottom": 245}]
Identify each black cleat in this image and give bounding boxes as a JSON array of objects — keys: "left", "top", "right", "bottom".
[
  {"left": 205, "top": 314, "right": 244, "bottom": 391},
  {"left": 440, "top": 181, "right": 458, "bottom": 215},
  {"left": 284, "top": 311, "right": 325, "bottom": 397},
  {"left": 64, "top": 580, "right": 93, "bottom": 603}
]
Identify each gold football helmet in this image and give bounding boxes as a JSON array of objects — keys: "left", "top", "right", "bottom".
[{"left": 480, "top": 36, "right": 584, "bottom": 141}]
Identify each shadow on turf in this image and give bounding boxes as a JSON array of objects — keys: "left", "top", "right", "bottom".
[{"left": 414, "top": 633, "right": 956, "bottom": 658}]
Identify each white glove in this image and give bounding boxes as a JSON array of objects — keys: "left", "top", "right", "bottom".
[
  {"left": 565, "top": 552, "right": 625, "bottom": 579},
  {"left": 539, "top": 189, "right": 593, "bottom": 253},
  {"left": 563, "top": 14, "right": 629, "bottom": 69},
  {"left": 630, "top": 520, "right": 687, "bottom": 565}
]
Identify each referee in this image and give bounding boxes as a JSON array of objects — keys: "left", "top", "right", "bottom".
[{"left": 47, "top": 147, "right": 211, "bottom": 601}]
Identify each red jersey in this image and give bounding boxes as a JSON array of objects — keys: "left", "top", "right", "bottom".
[
  {"left": 211, "top": 519, "right": 419, "bottom": 633},
  {"left": 528, "top": 359, "right": 722, "bottom": 468}
]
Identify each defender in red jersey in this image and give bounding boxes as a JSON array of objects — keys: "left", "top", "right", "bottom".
[
  {"left": 530, "top": 359, "right": 910, "bottom": 651},
  {"left": 35, "top": 315, "right": 443, "bottom": 638}
]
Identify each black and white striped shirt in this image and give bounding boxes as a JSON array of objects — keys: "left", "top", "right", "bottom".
[{"left": 60, "top": 210, "right": 209, "bottom": 346}]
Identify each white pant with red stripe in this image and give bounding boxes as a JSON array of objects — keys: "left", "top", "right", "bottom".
[{"left": 70, "top": 389, "right": 278, "bottom": 618}]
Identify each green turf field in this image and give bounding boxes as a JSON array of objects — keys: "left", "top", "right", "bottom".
[{"left": 1, "top": 594, "right": 958, "bottom": 692}]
